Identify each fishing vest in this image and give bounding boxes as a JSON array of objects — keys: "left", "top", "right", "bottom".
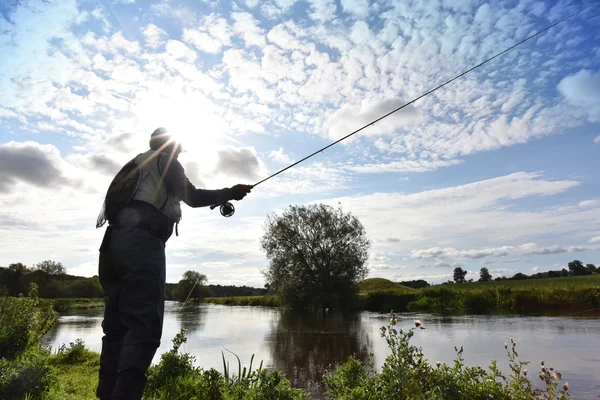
[{"left": 132, "top": 150, "right": 182, "bottom": 224}]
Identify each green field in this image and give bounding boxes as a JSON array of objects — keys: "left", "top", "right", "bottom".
[{"left": 440, "top": 274, "right": 600, "bottom": 290}]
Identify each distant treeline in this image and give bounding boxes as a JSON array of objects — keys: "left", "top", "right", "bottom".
[
  {"left": 0, "top": 262, "right": 266, "bottom": 300},
  {"left": 0, "top": 263, "right": 102, "bottom": 298},
  {"left": 164, "top": 283, "right": 267, "bottom": 300}
]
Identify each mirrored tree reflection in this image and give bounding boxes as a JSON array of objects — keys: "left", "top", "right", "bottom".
[
  {"left": 174, "top": 303, "right": 207, "bottom": 334},
  {"left": 267, "top": 310, "right": 372, "bottom": 397}
]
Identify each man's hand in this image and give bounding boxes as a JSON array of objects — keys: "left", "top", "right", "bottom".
[{"left": 231, "top": 184, "right": 253, "bottom": 201}]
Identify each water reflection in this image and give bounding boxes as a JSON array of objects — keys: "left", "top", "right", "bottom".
[
  {"left": 42, "top": 304, "right": 600, "bottom": 399},
  {"left": 173, "top": 303, "right": 206, "bottom": 334},
  {"left": 267, "top": 310, "right": 372, "bottom": 396}
]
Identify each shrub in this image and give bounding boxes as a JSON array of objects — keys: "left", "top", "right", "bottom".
[
  {"left": 145, "top": 329, "right": 310, "bottom": 400},
  {"left": 0, "top": 292, "right": 57, "bottom": 360},
  {"left": 324, "top": 313, "right": 572, "bottom": 399},
  {"left": 0, "top": 350, "right": 56, "bottom": 400},
  {"left": 52, "top": 339, "right": 97, "bottom": 365}
]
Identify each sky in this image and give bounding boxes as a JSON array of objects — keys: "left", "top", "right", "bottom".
[{"left": 1, "top": 0, "right": 599, "bottom": 287}]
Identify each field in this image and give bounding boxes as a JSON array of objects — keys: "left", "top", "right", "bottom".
[{"left": 444, "top": 274, "right": 600, "bottom": 290}]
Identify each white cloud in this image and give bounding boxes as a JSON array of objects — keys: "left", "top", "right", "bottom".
[
  {"left": 579, "top": 199, "right": 600, "bottom": 208},
  {"left": 165, "top": 40, "right": 197, "bottom": 61},
  {"left": 306, "top": 0, "right": 337, "bottom": 22},
  {"left": 588, "top": 236, "right": 600, "bottom": 244},
  {"left": 231, "top": 12, "right": 266, "bottom": 48},
  {"left": 142, "top": 24, "right": 168, "bottom": 49},
  {"left": 557, "top": 70, "right": 600, "bottom": 121},
  {"left": 325, "top": 98, "right": 421, "bottom": 141},
  {"left": 182, "top": 14, "right": 232, "bottom": 54},
  {"left": 412, "top": 246, "right": 513, "bottom": 260},
  {"left": 182, "top": 29, "right": 223, "bottom": 54},
  {"left": 268, "top": 147, "right": 292, "bottom": 163},
  {"left": 594, "top": 136, "right": 600, "bottom": 144},
  {"left": 340, "top": 0, "right": 370, "bottom": 17}
]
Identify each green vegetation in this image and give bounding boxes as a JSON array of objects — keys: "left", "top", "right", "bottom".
[
  {"left": 324, "top": 316, "right": 570, "bottom": 399},
  {"left": 0, "top": 285, "right": 58, "bottom": 399},
  {"left": 40, "top": 298, "right": 105, "bottom": 314},
  {"left": 0, "top": 289, "right": 578, "bottom": 399},
  {"left": 199, "top": 275, "right": 600, "bottom": 315},
  {"left": 0, "top": 262, "right": 102, "bottom": 299},
  {"left": 202, "top": 296, "right": 281, "bottom": 307},
  {"left": 358, "top": 275, "right": 600, "bottom": 314},
  {"left": 172, "top": 271, "right": 211, "bottom": 302},
  {"left": 262, "top": 204, "right": 370, "bottom": 310}
]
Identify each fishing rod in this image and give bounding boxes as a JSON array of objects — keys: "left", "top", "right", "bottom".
[{"left": 210, "top": 4, "right": 595, "bottom": 217}]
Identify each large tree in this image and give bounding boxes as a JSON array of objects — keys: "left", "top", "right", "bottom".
[
  {"left": 479, "top": 267, "right": 492, "bottom": 282},
  {"left": 261, "top": 204, "right": 370, "bottom": 310},
  {"left": 453, "top": 267, "right": 467, "bottom": 283},
  {"left": 35, "top": 260, "right": 66, "bottom": 275},
  {"left": 173, "top": 271, "right": 208, "bottom": 302},
  {"left": 568, "top": 260, "right": 587, "bottom": 276}
]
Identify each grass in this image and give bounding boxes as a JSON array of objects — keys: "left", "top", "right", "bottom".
[
  {"left": 38, "top": 298, "right": 104, "bottom": 314},
  {"left": 357, "top": 278, "right": 416, "bottom": 293},
  {"left": 45, "top": 340, "right": 100, "bottom": 400},
  {"left": 445, "top": 274, "right": 600, "bottom": 290}
]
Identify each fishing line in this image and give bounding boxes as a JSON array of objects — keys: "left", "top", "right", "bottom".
[
  {"left": 176, "top": 275, "right": 202, "bottom": 315},
  {"left": 250, "top": 4, "right": 595, "bottom": 189}
]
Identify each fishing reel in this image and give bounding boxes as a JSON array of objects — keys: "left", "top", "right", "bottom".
[{"left": 210, "top": 201, "right": 235, "bottom": 217}]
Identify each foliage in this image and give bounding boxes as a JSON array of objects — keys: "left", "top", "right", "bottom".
[
  {"left": 202, "top": 296, "right": 281, "bottom": 307},
  {"left": 145, "top": 329, "right": 309, "bottom": 400},
  {"left": 568, "top": 260, "right": 587, "bottom": 276},
  {"left": 172, "top": 271, "right": 210, "bottom": 302},
  {"left": 0, "top": 263, "right": 103, "bottom": 299},
  {"left": 453, "top": 267, "right": 468, "bottom": 283},
  {"left": 480, "top": 267, "right": 492, "bottom": 282},
  {"left": 0, "top": 290, "right": 57, "bottom": 360},
  {"left": 356, "top": 275, "right": 600, "bottom": 314},
  {"left": 52, "top": 339, "right": 97, "bottom": 365},
  {"left": 35, "top": 260, "right": 66, "bottom": 275},
  {"left": 262, "top": 204, "right": 370, "bottom": 310},
  {"left": 324, "top": 315, "right": 571, "bottom": 399},
  {"left": 0, "top": 350, "right": 56, "bottom": 400},
  {"left": 0, "top": 286, "right": 59, "bottom": 400}
]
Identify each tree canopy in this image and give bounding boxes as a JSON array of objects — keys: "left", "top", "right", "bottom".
[
  {"left": 453, "top": 267, "right": 467, "bottom": 283},
  {"left": 172, "top": 270, "right": 209, "bottom": 302},
  {"left": 479, "top": 267, "right": 492, "bottom": 282},
  {"left": 35, "top": 260, "right": 66, "bottom": 275},
  {"left": 261, "top": 204, "right": 370, "bottom": 310}
]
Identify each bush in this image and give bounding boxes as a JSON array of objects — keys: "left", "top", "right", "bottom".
[
  {"left": 52, "top": 339, "right": 97, "bottom": 365},
  {"left": 0, "top": 292, "right": 57, "bottom": 360},
  {"left": 145, "top": 329, "right": 310, "bottom": 400},
  {"left": 0, "top": 350, "right": 56, "bottom": 400},
  {"left": 324, "top": 314, "right": 571, "bottom": 399}
]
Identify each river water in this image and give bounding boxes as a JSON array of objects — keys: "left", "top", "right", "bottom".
[{"left": 43, "top": 302, "right": 600, "bottom": 399}]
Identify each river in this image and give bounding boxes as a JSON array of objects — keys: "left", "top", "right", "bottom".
[{"left": 43, "top": 302, "right": 600, "bottom": 399}]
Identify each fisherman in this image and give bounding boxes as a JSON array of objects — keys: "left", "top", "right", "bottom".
[{"left": 96, "top": 127, "right": 252, "bottom": 400}]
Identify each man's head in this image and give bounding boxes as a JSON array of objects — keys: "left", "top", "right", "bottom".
[{"left": 149, "top": 127, "right": 183, "bottom": 156}]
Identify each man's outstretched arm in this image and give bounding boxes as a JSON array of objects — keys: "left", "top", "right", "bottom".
[{"left": 160, "top": 156, "right": 251, "bottom": 207}]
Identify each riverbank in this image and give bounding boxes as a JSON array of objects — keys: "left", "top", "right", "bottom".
[
  {"left": 201, "top": 295, "right": 280, "bottom": 307},
  {"left": 363, "top": 275, "right": 600, "bottom": 315},
  {"left": 199, "top": 275, "right": 600, "bottom": 315},
  {"left": 38, "top": 297, "right": 105, "bottom": 314}
]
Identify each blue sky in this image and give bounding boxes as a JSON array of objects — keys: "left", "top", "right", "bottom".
[{"left": 1, "top": 0, "right": 599, "bottom": 286}]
